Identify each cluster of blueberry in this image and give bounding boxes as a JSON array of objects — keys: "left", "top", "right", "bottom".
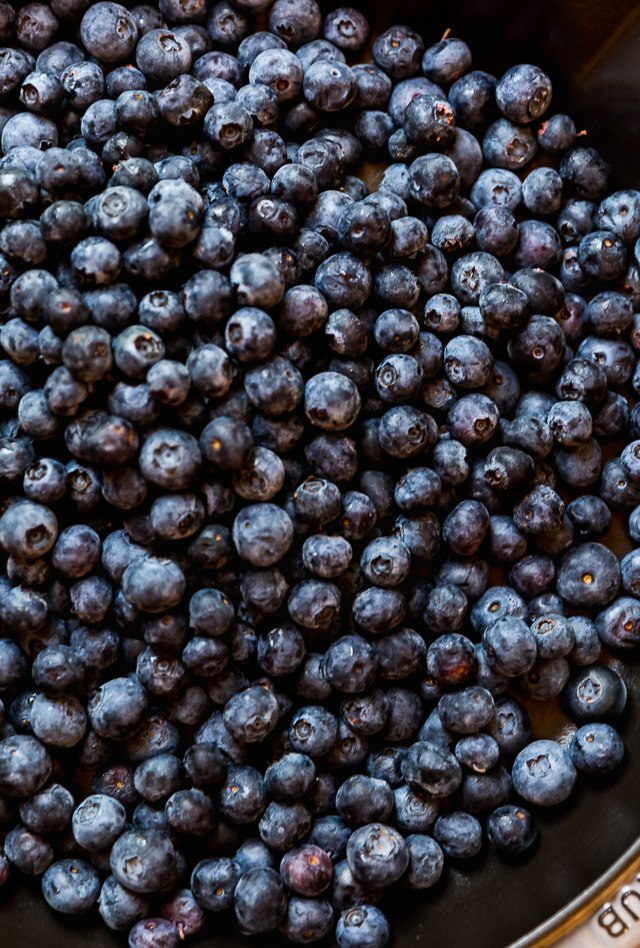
[{"left": 0, "top": 0, "right": 639, "bottom": 946}]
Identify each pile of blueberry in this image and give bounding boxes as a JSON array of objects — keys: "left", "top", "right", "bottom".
[{"left": 0, "top": 1, "right": 639, "bottom": 946}]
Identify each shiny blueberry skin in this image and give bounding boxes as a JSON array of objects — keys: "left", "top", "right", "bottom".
[
  {"left": 392, "top": 784, "right": 439, "bottom": 835},
  {"left": 373, "top": 25, "right": 423, "bottom": 79}
]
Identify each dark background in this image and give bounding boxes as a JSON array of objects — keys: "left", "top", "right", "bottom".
[{"left": 3, "top": 1, "right": 640, "bottom": 946}]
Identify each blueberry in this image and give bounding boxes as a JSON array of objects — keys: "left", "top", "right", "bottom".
[
  {"left": 483, "top": 118, "right": 538, "bottom": 170},
  {"left": 42, "top": 859, "right": 101, "bottom": 915},
  {"left": 392, "top": 783, "right": 439, "bottom": 835},
  {"left": 110, "top": 828, "right": 177, "bottom": 895},
  {"left": 488, "top": 515, "right": 528, "bottom": 563},
  {"left": 451, "top": 252, "right": 505, "bottom": 305},
  {"left": 346, "top": 822, "right": 409, "bottom": 886},
  {"left": 262, "top": 753, "right": 314, "bottom": 803},
  {"left": 566, "top": 616, "right": 601, "bottom": 666},
  {"left": 471, "top": 586, "right": 527, "bottom": 634},
  {"left": 400, "top": 834, "right": 444, "bottom": 892},
  {"left": 323, "top": 635, "right": 378, "bottom": 694},
  {"left": 351, "top": 587, "right": 406, "bottom": 635},
  {"left": 443, "top": 500, "right": 490, "bottom": 556},
  {"left": 447, "top": 393, "right": 500, "bottom": 447},
  {"left": 19, "top": 783, "right": 74, "bottom": 835},
  {"left": 410, "top": 153, "right": 460, "bottom": 208},
  {"left": 323, "top": 8, "right": 369, "bottom": 50},
  {"left": 518, "top": 658, "right": 571, "bottom": 701},
  {"left": 578, "top": 230, "right": 627, "bottom": 281},
  {"left": 475, "top": 206, "right": 520, "bottom": 256},
  {"left": 98, "top": 876, "right": 149, "bottom": 931},
  {"left": 165, "top": 788, "right": 216, "bottom": 836},
  {"left": 221, "top": 685, "right": 280, "bottom": 744},
  {"left": 530, "top": 614, "right": 575, "bottom": 660},
  {"left": 304, "top": 60, "right": 357, "bottom": 112},
  {"left": 522, "top": 167, "right": 563, "bottom": 215},
  {"left": 249, "top": 47, "right": 303, "bottom": 103},
  {"left": 336, "top": 905, "right": 389, "bottom": 948},
  {"left": 404, "top": 93, "right": 456, "bottom": 149},
  {"left": 260, "top": 800, "right": 312, "bottom": 851},
  {"left": 376, "top": 628, "right": 425, "bottom": 680},
  {"left": 401, "top": 741, "right": 462, "bottom": 797},
  {"left": 487, "top": 805, "right": 537, "bottom": 854},
  {"left": 128, "top": 919, "right": 181, "bottom": 948},
  {"left": 569, "top": 723, "right": 625, "bottom": 774},
  {"left": 486, "top": 696, "right": 532, "bottom": 757},
  {"left": 281, "top": 897, "right": 334, "bottom": 943},
  {"left": 512, "top": 739, "right": 577, "bottom": 806},
  {"left": 305, "top": 371, "right": 361, "bottom": 431},
  {"left": 423, "top": 587, "right": 468, "bottom": 637},
  {"left": 4, "top": 823, "right": 54, "bottom": 874},
  {"left": 280, "top": 844, "right": 333, "bottom": 897},
  {"left": 0, "top": 734, "right": 51, "bottom": 798},
  {"left": 438, "top": 687, "right": 495, "bottom": 734},
  {"left": 134, "top": 755, "right": 184, "bottom": 803},
  {"left": 80, "top": 3, "right": 138, "bottom": 62},
  {"left": 496, "top": 64, "right": 552, "bottom": 123},
  {"left": 88, "top": 676, "right": 147, "bottom": 740},
  {"left": 482, "top": 618, "right": 537, "bottom": 677},
  {"left": 159, "top": 889, "right": 205, "bottom": 939},
  {"left": 556, "top": 542, "right": 620, "bottom": 607},
  {"left": 455, "top": 734, "right": 501, "bottom": 774},
  {"left": 427, "top": 632, "right": 477, "bottom": 686},
  {"left": 30, "top": 692, "right": 87, "bottom": 748},
  {"left": 256, "top": 624, "right": 305, "bottom": 676},
  {"left": 560, "top": 146, "right": 611, "bottom": 200},
  {"left": 449, "top": 69, "right": 497, "bottom": 130},
  {"left": 433, "top": 811, "right": 482, "bottom": 858},
  {"left": 0, "top": 499, "right": 58, "bottom": 560},
  {"left": 333, "top": 774, "right": 393, "bottom": 826}
]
